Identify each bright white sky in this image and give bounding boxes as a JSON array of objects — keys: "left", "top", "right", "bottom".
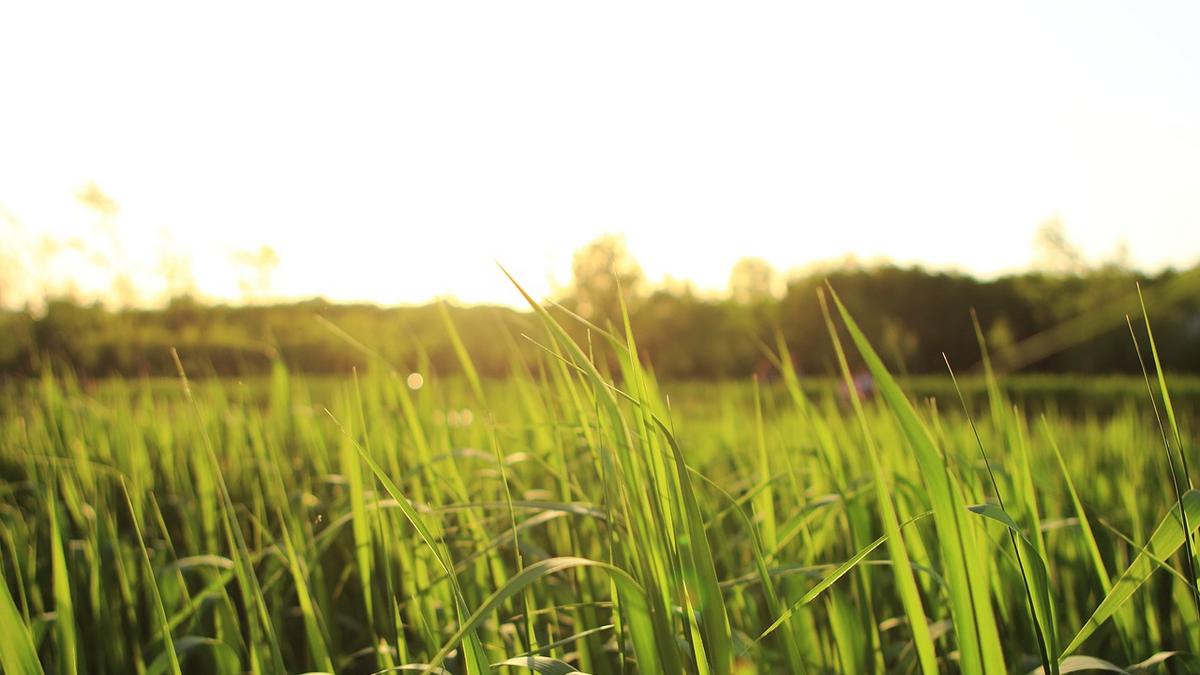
[{"left": 2, "top": 2, "right": 1199, "bottom": 308}]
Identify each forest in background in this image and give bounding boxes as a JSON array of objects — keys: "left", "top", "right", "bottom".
[{"left": 2, "top": 231, "right": 1198, "bottom": 380}]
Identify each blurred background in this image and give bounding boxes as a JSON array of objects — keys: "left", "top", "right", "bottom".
[{"left": 1, "top": 2, "right": 1198, "bottom": 379}]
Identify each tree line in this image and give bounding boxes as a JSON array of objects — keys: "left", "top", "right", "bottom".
[{"left": 2, "top": 235, "right": 1197, "bottom": 380}]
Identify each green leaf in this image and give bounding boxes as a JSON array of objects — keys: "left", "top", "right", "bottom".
[
  {"left": 49, "top": 492, "right": 77, "bottom": 675},
  {"left": 0, "top": 567, "right": 43, "bottom": 675},
  {"left": 758, "top": 511, "right": 933, "bottom": 641},
  {"left": 1028, "top": 654, "right": 1128, "bottom": 675},
  {"left": 428, "top": 557, "right": 653, "bottom": 674},
  {"left": 828, "top": 286, "right": 1006, "bottom": 675},
  {"left": 966, "top": 503, "right": 1059, "bottom": 668},
  {"left": 1062, "top": 490, "right": 1200, "bottom": 656},
  {"left": 493, "top": 655, "right": 588, "bottom": 674}
]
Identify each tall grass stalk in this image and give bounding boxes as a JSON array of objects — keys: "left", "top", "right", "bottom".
[{"left": 0, "top": 279, "right": 1197, "bottom": 672}]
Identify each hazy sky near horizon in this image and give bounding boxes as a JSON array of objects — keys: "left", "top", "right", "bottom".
[{"left": 2, "top": 2, "right": 1199, "bottom": 308}]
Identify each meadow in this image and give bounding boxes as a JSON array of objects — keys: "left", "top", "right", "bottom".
[{"left": 1, "top": 285, "right": 1198, "bottom": 674}]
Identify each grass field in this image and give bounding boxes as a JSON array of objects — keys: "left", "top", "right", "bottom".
[{"left": 1, "top": 287, "right": 1198, "bottom": 674}]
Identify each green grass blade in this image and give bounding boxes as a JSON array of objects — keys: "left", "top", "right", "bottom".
[
  {"left": 492, "top": 655, "right": 586, "bottom": 673},
  {"left": 1031, "top": 654, "right": 1129, "bottom": 674},
  {"left": 0, "top": 564, "right": 43, "bottom": 675},
  {"left": 1136, "top": 285, "right": 1191, "bottom": 487},
  {"left": 652, "top": 420, "right": 735, "bottom": 675},
  {"left": 965, "top": 502, "right": 1058, "bottom": 662},
  {"left": 756, "top": 511, "right": 933, "bottom": 642},
  {"left": 171, "top": 349, "right": 285, "bottom": 675},
  {"left": 1062, "top": 490, "right": 1200, "bottom": 656},
  {"left": 119, "top": 478, "right": 182, "bottom": 675},
  {"left": 278, "top": 511, "right": 334, "bottom": 673},
  {"left": 945, "top": 357, "right": 1057, "bottom": 674},
  {"left": 325, "top": 409, "right": 491, "bottom": 675},
  {"left": 1126, "top": 314, "right": 1200, "bottom": 616},
  {"left": 428, "top": 557, "right": 655, "bottom": 674},
  {"left": 48, "top": 489, "right": 77, "bottom": 675},
  {"left": 819, "top": 291, "right": 939, "bottom": 675},
  {"left": 439, "top": 301, "right": 488, "bottom": 407},
  {"left": 828, "top": 284, "right": 1005, "bottom": 675},
  {"left": 1041, "top": 420, "right": 1112, "bottom": 592}
]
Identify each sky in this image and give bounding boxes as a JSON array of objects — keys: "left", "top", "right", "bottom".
[{"left": 2, "top": 2, "right": 1199, "bottom": 308}]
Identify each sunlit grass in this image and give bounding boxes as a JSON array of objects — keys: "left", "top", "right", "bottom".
[{"left": 0, "top": 283, "right": 1197, "bottom": 673}]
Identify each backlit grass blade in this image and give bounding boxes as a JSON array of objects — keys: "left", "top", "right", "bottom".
[
  {"left": 701, "top": 474, "right": 805, "bottom": 672},
  {"left": 145, "top": 637, "right": 240, "bottom": 675},
  {"left": 650, "top": 420, "right": 734, "bottom": 675},
  {"left": 1042, "top": 417, "right": 1141, "bottom": 652},
  {"left": 170, "top": 349, "right": 285, "bottom": 675},
  {"left": 499, "top": 263, "right": 689, "bottom": 673},
  {"left": 347, "top": 374, "right": 376, "bottom": 628},
  {"left": 278, "top": 510, "right": 334, "bottom": 673},
  {"left": 619, "top": 279, "right": 732, "bottom": 675},
  {"left": 119, "top": 478, "right": 182, "bottom": 675},
  {"left": 1062, "top": 489, "right": 1200, "bottom": 656},
  {"left": 1126, "top": 314, "right": 1200, "bottom": 617},
  {"left": 819, "top": 291, "right": 938, "bottom": 675},
  {"left": 1136, "top": 285, "right": 1192, "bottom": 487},
  {"left": 945, "top": 356, "right": 1057, "bottom": 674},
  {"left": 1029, "top": 654, "right": 1128, "bottom": 675},
  {"left": 964, "top": 502, "right": 1057, "bottom": 662},
  {"left": 1041, "top": 420, "right": 1112, "bottom": 592},
  {"left": 439, "top": 301, "right": 488, "bottom": 407},
  {"left": 827, "top": 284, "right": 1005, "bottom": 675},
  {"left": 324, "top": 409, "right": 492, "bottom": 675},
  {"left": 751, "top": 380, "right": 777, "bottom": 560},
  {"left": 756, "top": 511, "right": 933, "bottom": 642},
  {"left": 48, "top": 488, "right": 78, "bottom": 675},
  {"left": 492, "top": 655, "right": 586, "bottom": 674},
  {"left": 428, "top": 557, "right": 656, "bottom": 674},
  {"left": 0, "top": 564, "right": 43, "bottom": 675},
  {"left": 1135, "top": 287, "right": 1199, "bottom": 606}
]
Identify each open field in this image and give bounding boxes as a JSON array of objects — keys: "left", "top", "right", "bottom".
[{"left": 1, "top": 293, "right": 1198, "bottom": 674}]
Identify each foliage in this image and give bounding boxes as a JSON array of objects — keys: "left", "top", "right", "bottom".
[
  {"left": 1, "top": 284, "right": 1198, "bottom": 673},
  {"left": 2, "top": 262, "right": 1199, "bottom": 380}
]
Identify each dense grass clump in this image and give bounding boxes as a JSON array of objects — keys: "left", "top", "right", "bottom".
[{"left": 1, "top": 286, "right": 1198, "bottom": 674}]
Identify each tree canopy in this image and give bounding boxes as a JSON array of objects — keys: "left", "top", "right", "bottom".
[{"left": 3, "top": 237, "right": 1197, "bottom": 380}]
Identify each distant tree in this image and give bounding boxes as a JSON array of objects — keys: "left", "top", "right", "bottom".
[
  {"left": 660, "top": 274, "right": 697, "bottom": 297},
  {"left": 233, "top": 245, "right": 280, "bottom": 301},
  {"left": 986, "top": 316, "right": 1016, "bottom": 352},
  {"left": 729, "top": 257, "right": 779, "bottom": 303},
  {"left": 156, "top": 246, "right": 197, "bottom": 300},
  {"left": 75, "top": 182, "right": 142, "bottom": 307},
  {"left": 5, "top": 254, "right": 1200, "bottom": 380},
  {"left": 1033, "top": 218, "right": 1085, "bottom": 274},
  {"left": 1104, "top": 240, "right": 1132, "bottom": 271},
  {"left": 566, "top": 235, "right": 645, "bottom": 325}
]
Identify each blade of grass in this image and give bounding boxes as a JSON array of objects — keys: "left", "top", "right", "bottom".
[
  {"left": 171, "top": 348, "right": 285, "bottom": 674},
  {"left": 818, "top": 291, "right": 939, "bottom": 675},
  {"left": 755, "top": 511, "right": 934, "bottom": 642},
  {"left": 324, "top": 409, "right": 492, "bottom": 675},
  {"left": 0, "top": 563, "right": 43, "bottom": 675},
  {"left": 945, "top": 356, "right": 1057, "bottom": 674},
  {"left": 1041, "top": 419, "right": 1112, "bottom": 592},
  {"left": 427, "top": 557, "right": 655, "bottom": 674},
  {"left": 1125, "top": 315, "right": 1200, "bottom": 615},
  {"left": 1062, "top": 490, "right": 1200, "bottom": 656},
  {"left": 1136, "top": 285, "right": 1193, "bottom": 488},
  {"left": 827, "top": 284, "right": 1005, "bottom": 675},
  {"left": 48, "top": 486, "right": 77, "bottom": 675},
  {"left": 277, "top": 508, "right": 334, "bottom": 673},
  {"left": 119, "top": 477, "right": 182, "bottom": 675}
]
